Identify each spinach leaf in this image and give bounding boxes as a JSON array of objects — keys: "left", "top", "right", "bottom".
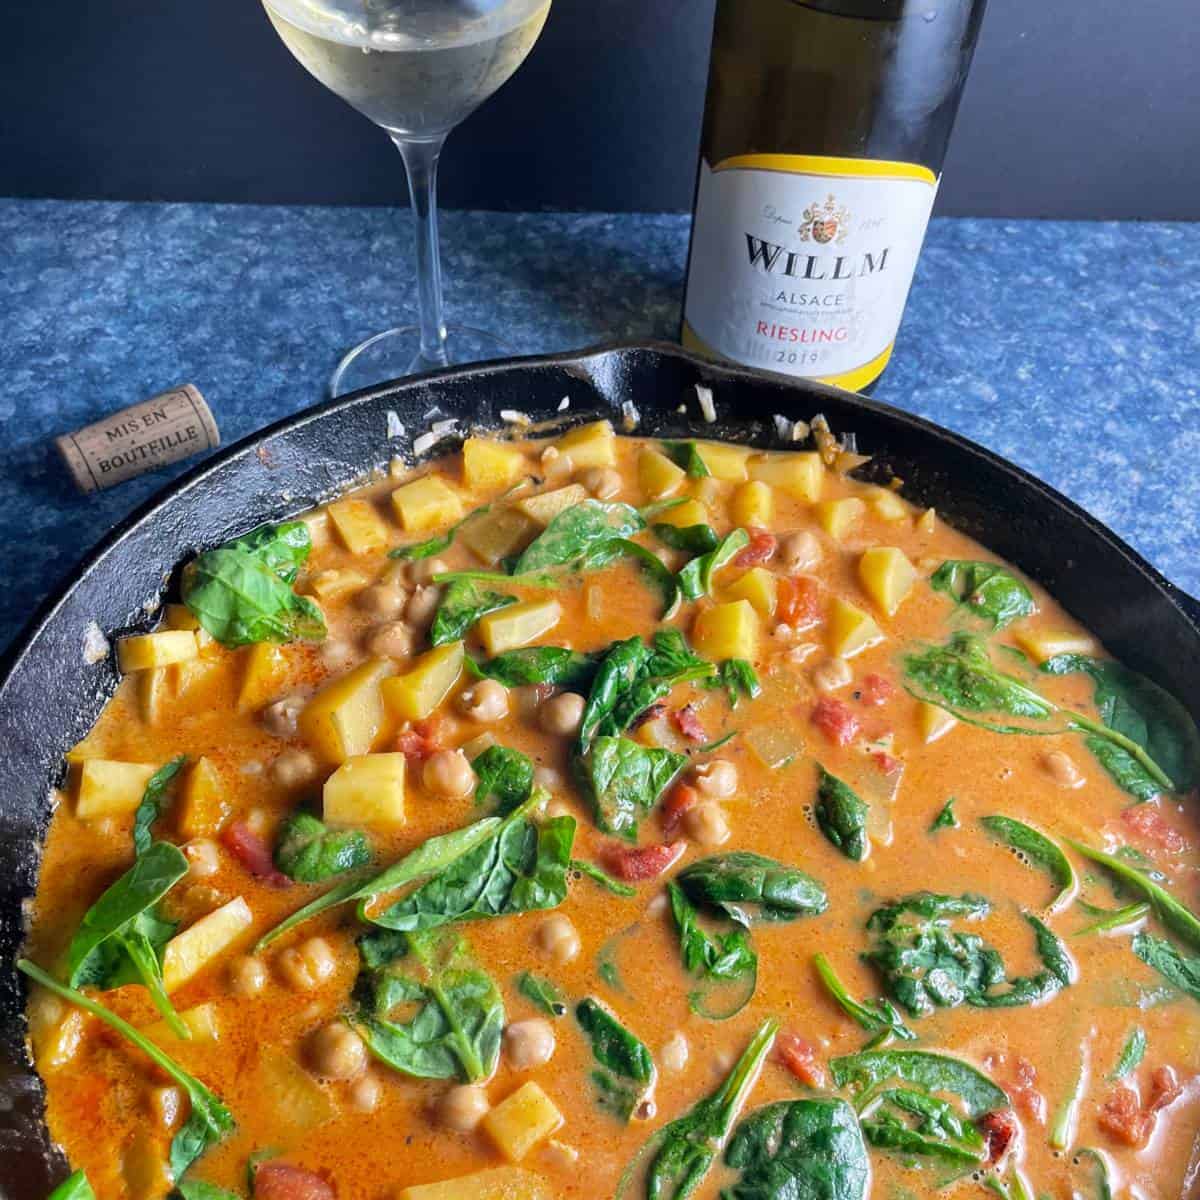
[
  {"left": 133, "top": 755, "right": 188, "bottom": 858},
  {"left": 653, "top": 523, "right": 720, "bottom": 555},
  {"left": 466, "top": 646, "right": 596, "bottom": 688},
  {"left": 429, "top": 578, "right": 516, "bottom": 647},
  {"left": 576, "top": 997, "right": 656, "bottom": 1122},
  {"left": 668, "top": 881, "right": 758, "bottom": 1020},
  {"left": 574, "top": 736, "right": 687, "bottom": 841},
  {"left": 1065, "top": 838, "right": 1200, "bottom": 949},
  {"left": 67, "top": 841, "right": 190, "bottom": 1038},
  {"left": 1108, "top": 1027, "right": 1146, "bottom": 1080},
  {"left": 930, "top": 560, "right": 1035, "bottom": 630},
  {"left": 572, "top": 858, "right": 637, "bottom": 897},
  {"left": 1131, "top": 932, "right": 1200, "bottom": 1003},
  {"left": 661, "top": 441, "right": 711, "bottom": 479},
  {"left": 930, "top": 799, "right": 958, "bottom": 832},
  {"left": 516, "top": 971, "right": 566, "bottom": 1017},
  {"left": 812, "top": 953, "right": 914, "bottom": 1046},
  {"left": 181, "top": 521, "right": 326, "bottom": 648},
  {"left": 583, "top": 538, "right": 681, "bottom": 620},
  {"left": 1042, "top": 654, "right": 1200, "bottom": 796},
  {"left": 1074, "top": 901, "right": 1150, "bottom": 936},
  {"left": 629, "top": 1018, "right": 778, "bottom": 1200},
  {"left": 390, "top": 494, "right": 510, "bottom": 562},
  {"left": 676, "top": 852, "right": 828, "bottom": 926},
  {"left": 512, "top": 500, "right": 645, "bottom": 575},
  {"left": 967, "top": 914, "right": 1074, "bottom": 1008},
  {"left": 816, "top": 767, "right": 870, "bottom": 862},
  {"left": 578, "top": 636, "right": 653, "bottom": 752},
  {"left": 471, "top": 744, "right": 534, "bottom": 812},
  {"left": 1069, "top": 1148, "right": 1114, "bottom": 1200},
  {"left": 707, "top": 659, "right": 761, "bottom": 708},
  {"left": 48, "top": 1171, "right": 94, "bottom": 1200},
  {"left": 173, "top": 1182, "right": 240, "bottom": 1200},
  {"left": 980, "top": 815, "right": 1076, "bottom": 913},
  {"left": 678, "top": 529, "right": 750, "bottom": 602},
  {"left": 860, "top": 1088, "right": 985, "bottom": 1167},
  {"left": 273, "top": 811, "right": 371, "bottom": 883},
  {"left": 829, "top": 1048, "right": 1009, "bottom": 1117},
  {"left": 18, "top": 958, "right": 235, "bottom": 1178},
  {"left": 723, "top": 1098, "right": 871, "bottom": 1200},
  {"left": 354, "top": 932, "right": 504, "bottom": 1082}
]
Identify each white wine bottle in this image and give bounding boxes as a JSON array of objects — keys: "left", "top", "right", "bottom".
[{"left": 682, "top": 0, "right": 987, "bottom": 392}]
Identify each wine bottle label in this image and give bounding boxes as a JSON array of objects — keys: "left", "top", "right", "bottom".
[{"left": 683, "top": 154, "right": 938, "bottom": 391}]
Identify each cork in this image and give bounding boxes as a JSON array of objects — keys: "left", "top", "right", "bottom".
[{"left": 55, "top": 384, "right": 220, "bottom": 494}]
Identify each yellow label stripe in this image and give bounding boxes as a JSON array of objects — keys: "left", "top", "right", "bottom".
[{"left": 711, "top": 153, "right": 936, "bottom": 187}]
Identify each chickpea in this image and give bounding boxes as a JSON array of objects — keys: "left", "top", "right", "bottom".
[
  {"left": 381, "top": 560, "right": 411, "bottom": 587},
  {"left": 536, "top": 914, "right": 580, "bottom": 964},
  {"left": 533, "top": 765, "right": 564, "bottom": 792},
  {"left": 504, "top": 1019, "right": 556, "bottom": 1070},
  {"left": 539, "top": 692, "right": 585, "bottom": 737},
  {"left": 423, "top": 750, "right": 475, "bottom": 799},
  {"left": 580, "top": 466, "right": 621, "bottom": 499},
  {"left": 308, "top": 1021, "right": 367, "bottom": 1080},
  {"left": 272, "top": 748, "right": 319, "bottom": 789},
  {"left": 349, "top": 1072, "right": 382, "bottom": 1112},
  {"left": 357, "top": 583, "right": 407, "bottom": 619},
  {"left": 540, "top": 445, "right": 574, "bottom": 482},
  {"left": 183, "top": 839, "right": 220, "bottom": 878},
  {"left": 261, "top": 693, "right": 305, "bottom": 738},
  {"left": 780, "top": 530, "right": 821, "bottom": 572},
  {"left": 692, "top": 758, "right": 737, "bottom": 799},
  {"left": 457, "top": 679, "right": 509, "bottom": 723},
  {"left": 406, "top": 585, "right": 441, "bottom": 628},
  {"left": 411, "top": 557, "right": 449, "bottom": 584},
  {"left": 149, "top": 1086, "right": 183, "bottom": 1130},
  {"left": 439, "top": 1083, "right": 490, "bottom": 1132},
  {"left": 277, "top": 937, "right": 337, "bottom": 991},
  {"left": 660, "top": 1032, "right": 690, "bottom": 1073},
  {"left": 1043, "top": 750, "right": 1085, "bottom": 789},
  {"left": 320, "top": 639, "right": 358, "bottom": 671},
  {"left": 683, "top": 801, "right": 731, "bottom": 847},
  {"left": 367, "top": 620, "right": 416, "bottom": 660},
  {"left": 812, "top": 656, "right": 853, "bottom": 694},
  {"left": 226, "top": 956, "right": 265, "bottom": 997}
]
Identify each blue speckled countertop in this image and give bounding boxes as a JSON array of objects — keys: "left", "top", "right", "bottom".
[{"left": 2, "top": 201, "right": 1198, "bottom": 655}]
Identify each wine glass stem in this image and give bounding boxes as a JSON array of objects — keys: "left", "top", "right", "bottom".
[{"left": 392, "top": 134, "right": 449, "bottom": 371}]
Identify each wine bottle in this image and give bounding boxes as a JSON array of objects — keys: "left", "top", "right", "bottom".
[{"left": 682, "top": 0, "right": 988, "bottom": 392}]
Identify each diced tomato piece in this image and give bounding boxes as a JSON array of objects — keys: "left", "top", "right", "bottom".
[
  {"left": 774, "top": 1032, "right": 826, "bottom": 1088},
  {"left": 1099, "top": 1085, "right": 1151, "bottom": 1147},
  {"left": 858, "top": 673, "right": 895, "bottom": 706},
  {"left": 221, "top": 822, "right": 290, "bottom": 888},
  {"left": 1122, "top": 805, "right": 1189, "bottom": 853},
  {"left": 977, "top": 1110, "right": 1018, "bottom": 1163},
  {"left": 599, "top": 840, "right": 686, "bottom": 882},
  {"left": 394, "top": 716, "right": 448, "bottom": 761},
  {"left": 871, "top": 750, "right": 903, "bottom": 776},
  {"left": 777, "top": 576, "right": 822, "bottom": 629},
  {"left": 1148, "top": 1064, "right": 1183, "bottom": 1112},
  {"left": 811, "top": 697, "right": 860, "bottom": 747},
  {"left": 983, "top": 1052, "right": 1046, "bottom": 1124},
  {"left": 630, "top": 702, "right": 666, "bottom": 730},
  {"left": 672, "top": 704, "right": 707, "bottom": 744},
  {"left": 659, "top": 784, "right": 700, "bottom": 836},
  {"left": 254, "top": 1163, "right": 336, "bottom": 1200},
  {"left": 733, "top": 527, "right": 777, "bottom": 568}
]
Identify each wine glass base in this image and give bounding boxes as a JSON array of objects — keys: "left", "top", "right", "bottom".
[{"left": 330, "top": 325, "right": 511, "bottom": 397}]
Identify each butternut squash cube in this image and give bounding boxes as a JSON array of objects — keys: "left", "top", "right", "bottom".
[
  {"left": 638, "top": 448, "right": 687, "bottom": 500},
  {"left": 827, "top": 597, "right": 883, "bottom": 659},
  {"left": 694, "top": 441, "right": 750, "bottom": 482},
  {"left": 298, "top": 507, "right": 332, "bottom": 549},
  {"left": 482, "top": 1082, "right": 564, "bottom": 1163},
  {"left": 327, "top": 497, "right": 390, "bottom": 555},
  {"left": 1014, "top": 628, "right": 1097, "bottom": 665},
  {"left": 324, "top": 753, "right": 407, "bottom": 827},
  {"left": 399, "top": 1167, "right": 552, "bottom": 1200},
  {"left": 552, "top": 420, "right": 615, "bottom": 469},
  {"left": 918, "top": 702, "right": 957, "bottom": 744},
  {"left": 391, "top": 475, "right": 464, "bottom": 534},
  {"left": 164, "top": 603, "right": 214, "bottom": 651},
  {"left": 653, "top": 498, "right": 710, "bottom": 530},
  {"left": 117, "top": 630, "right": 198, "bottom": 674},
  {"left": 916, "top": 507, "right": 937, "bottom": 534},
  {"left": 144, "top": 1002, "right": 221, "bottom": 1044},
  {"left": 730, "top": 480, "right": 774, "bottom": 528},
  {"left": 123, "top": 1131, "right": 170, "bottom": 1199},
  {"left": 77, "top": 760, "right": 159, "bottom": 820},
  {"left": 257, "top": 1048, "right": 335, "bottom": 1130},
  {"left": 138, "top": 668, "right": 169, "bottom": 727},
  {"left": 462, "top": 437, "right": 527, "bottom": 491},
  {"left": 858, "top": 547, "right": 917, "bottom": 617},
  {"left": 477, "top": 601, "right": 562, "bottom": 656},
  {"left": 382, "top": 642, "right": 465, "bottom": 721},
  {"left": 866, "top": 487, "right": 909, "bottom": 522},
  {"left": 299, "top": 658, "right": 394, "bottom": 763},
  {"left": 722, "top": 567, "right": 778, "bottom": 619},
  {"left": 692, "top": 599, "right": 760, "bottom": 662},
  {"left": 516, "top": 484, "right": 588, "bottom": 526},
  {"left": 460, "top": 508, "right": 538, "bottom": 566},
  {"left": 814, "top": 497, "right": 865, "bottom": 540},
  {"left": 177, "top": 756, "right": 230, "bottom": 839},
  {"left": 29, "top": 1003, "right": 85, "bottom": 1070},
  {"left": 238, "top": 642, "right": 288, "bottom": 713},
  {"left": 307, "top": 568, "right": 367, "bottom": 602},
  {"left": 162, "top": 897, "right": 252, "bottom": 992},
  {"left": 748, "top": 452, "right": 823, "bottom": 501}
]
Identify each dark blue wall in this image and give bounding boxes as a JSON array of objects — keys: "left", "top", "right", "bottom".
[{"left": 2, "top": 0, "right": 1196, "bottom": 218}]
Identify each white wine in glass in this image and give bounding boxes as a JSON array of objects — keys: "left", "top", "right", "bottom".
[{"left": 262, "top": 0, "right": 552, "bottom": 392}]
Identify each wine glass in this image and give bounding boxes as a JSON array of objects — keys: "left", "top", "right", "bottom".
[{"left": 262, "top": 0, "right": 552, "bottom": 393}]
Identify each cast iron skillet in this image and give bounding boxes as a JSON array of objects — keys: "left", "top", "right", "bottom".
[{"left": 2, "top": 340, "right": 1198, "bottom": 1193}]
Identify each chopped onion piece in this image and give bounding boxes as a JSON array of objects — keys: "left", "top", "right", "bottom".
[
  {"left": 746, "top": 724, "right": 800, "bottom": 769},
  {"left": 621, "top": 400, "right": 640, "bottom": 430},
  {"left": 500, "top": 409, "right": 531, "bottom": 426},
  {"left": 695, "top": 384, "right": 716, "bottom": 423},
  {"left": 81, "top": 622, "right": 110, "bottom": 664},
  {"left": 386, "top": 410, "right": 405, "bottom": 439},
  {"left": 557, "top": 396, "right": 570, "bottom": 411}
]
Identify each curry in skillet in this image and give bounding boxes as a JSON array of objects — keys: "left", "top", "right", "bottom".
[{"left": 22, "top": 417, "right": 1200, "bottom": 1199}]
